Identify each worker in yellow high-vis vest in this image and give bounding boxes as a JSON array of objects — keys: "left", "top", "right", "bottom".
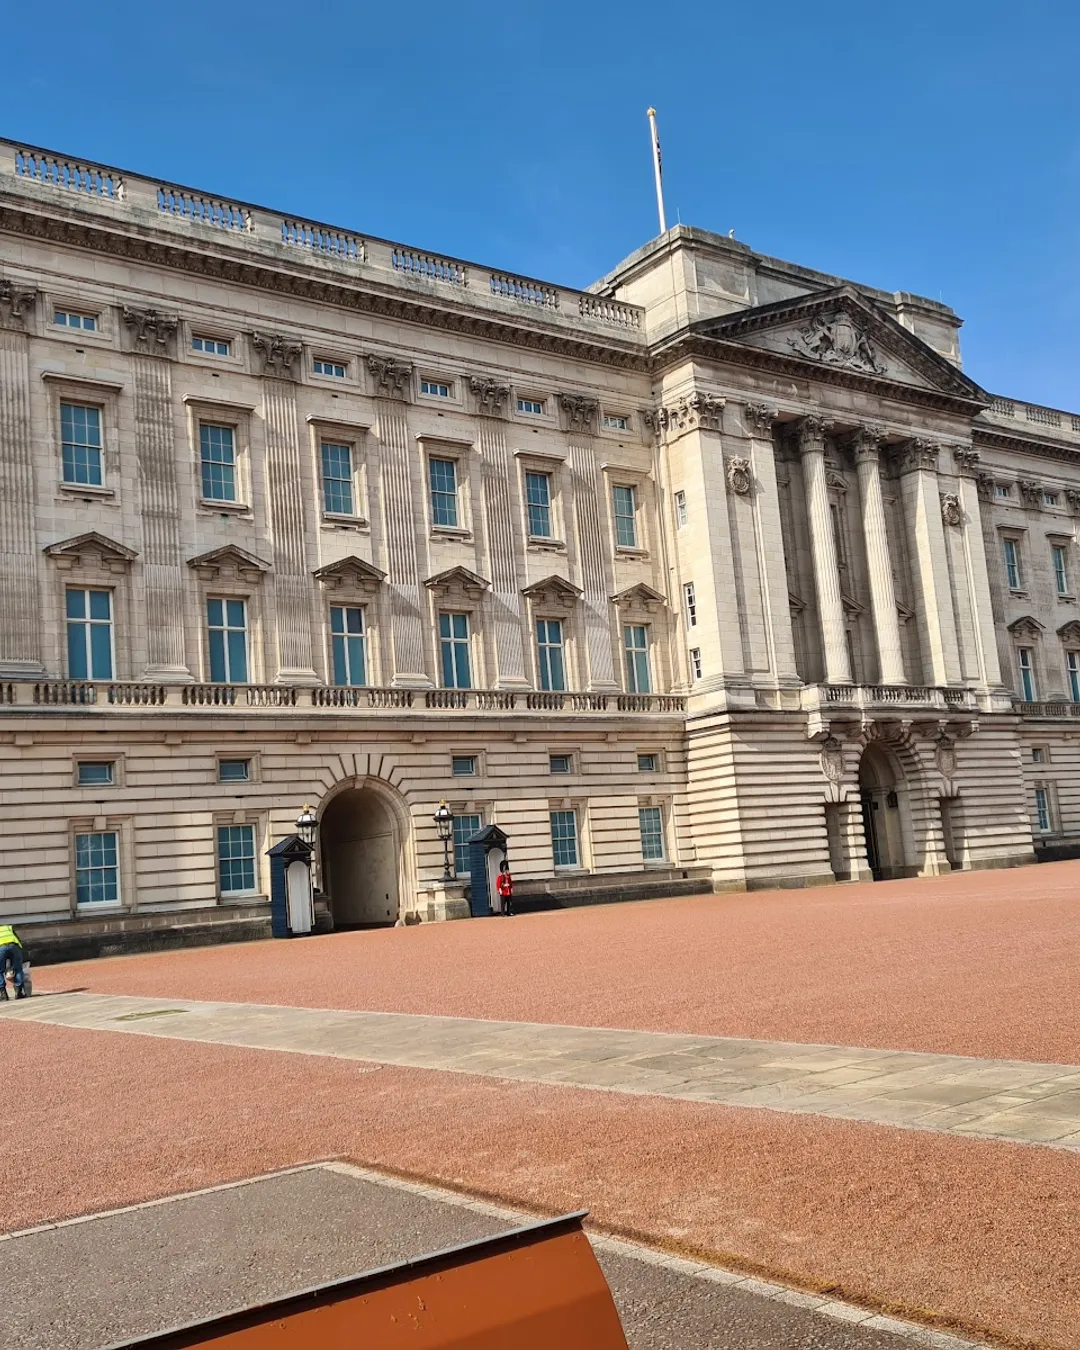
[{"left": 0, "top": 924, "right": 25, "bottom": 999}]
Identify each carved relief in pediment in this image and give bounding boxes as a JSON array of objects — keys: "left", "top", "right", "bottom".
[{"left": 788, "top": 310, "right": 887, "bottom": 375}]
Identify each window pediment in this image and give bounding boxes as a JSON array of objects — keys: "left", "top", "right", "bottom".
[
  {"left": 424, "top": 565, "right": 490, "bottom": 602},
  {"left": 187, "top": 545, "right": 270, "bottom": 583},
  {"left": 313, "top": 556, "right": 386, "bottom": 596},
  {"left": 44, "top": 532, "right": 137, "bottom": 573},
  {"left": 1057, "top": 620, "right": 1080, "bottom": 644},
  {"left": 522, "top": 575, "right": 582, "bottom": 610},
  {"left": 612, "top": 583, "right": 667, "bottom": 615},
  {"left": 1007, "top": 614, "right": 1045, "bottom": 640}
]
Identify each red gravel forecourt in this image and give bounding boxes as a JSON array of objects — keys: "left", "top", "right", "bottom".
[
  {"left": 7, "top": 1019, "right": 1078, "bottom": 1350},
  {"left": 37, "top": 860, "right": 1080, "bottom": 1063}
]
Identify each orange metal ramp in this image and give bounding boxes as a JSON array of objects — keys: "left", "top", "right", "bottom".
[{"left": 108, "top": 1211, "right": 628, "bottom": 1349}]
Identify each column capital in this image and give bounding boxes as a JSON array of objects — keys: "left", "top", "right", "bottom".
[
  {"left": 795, "top": 414, "right": 834, "bottom": 455},
  {"left": 645, "top": 392, "right": 725, "bottom": 437},
  {"left": 849, "top": 423, "right": 887, "bottom": 463},
  {"left": 953, "top": 446, "right": 981, "bottom": 476},
  {"left": 742, "top": 402, "right": 778, "bottom": 437},
  {"left": 123, "top": 306, "right": 178, "bottom": 356},
  {"left": 896, "top": 437, "right": 940, "bottom": 474},
  {"left": 0, "top": 279, "right": 37, "bottom": 332},
  {"left": 252, "top": 332, "right": 303, "bottom": 381},
  {"left": 559, "top": 392, "right": 599, "bottom": 434},
  {"left": 367, "top": 353, "right": 414, "bottom": 400},
  {"left": 468, "top": 375, "right": 511, "bottom": 418},
  {"left": 976, "top": 471, "right": 996, "bottom": 502}
]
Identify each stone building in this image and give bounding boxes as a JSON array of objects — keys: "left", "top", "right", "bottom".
[{"left": 0, "top": 140, "right": 1074, "bottom": 954}]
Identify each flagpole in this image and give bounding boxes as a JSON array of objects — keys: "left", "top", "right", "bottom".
[{"left": 646, "top": 106, "right": 667, "bottom": 235}]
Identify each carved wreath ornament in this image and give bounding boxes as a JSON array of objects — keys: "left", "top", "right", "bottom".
[
  {"left": 940, "top": 493, "right": 963, "bottom": 527},
  {"left": 726, "top": 456, "right": 752, "bottom": 496}
]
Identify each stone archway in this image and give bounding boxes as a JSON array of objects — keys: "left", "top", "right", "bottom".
[
  {"left": 858, "top": 742, "right": 914, "bottom": 880},
  {"left": 318, "top": 781, "right": 406, "bottom": 927}
]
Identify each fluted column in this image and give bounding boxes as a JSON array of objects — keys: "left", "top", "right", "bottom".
[
  {"left": 562, "top": 395, "right": 618, "bottom": 690},
  {"left": 897, "top": 439, "right": 961, "bottom": 687},
  {"left": 797, "top": 415, "right": 851, "bottom": 684},
  {"left": 954, "top": 448, "right": 1003, "bottom": 690},
  {"left": 0, "top": 283, "right": 41, "bottom": 674},
  {"left": 852, "top": 426, "right": 905, "bottom": 685},
  {"left": 742, "top": 403, "right": 798, "bottom": 683}
]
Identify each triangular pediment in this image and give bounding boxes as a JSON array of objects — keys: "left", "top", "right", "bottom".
[
  {"left": 187, "top": 545, "right": 271, "bottom": 580},
  {"left": 313, "top": 556, "right": 386, "bottom": 592},
  {"left": 522, "top": 574, "right": 583, "bottom": 608},
  {"left": 692, "top": 286, "right": 985, "bottom": 402},
  {"left": 612, "top": 582, "right": 667, "bottom": 613},
  {"left": 1057, "top": 620, "right": 1080, "bottom": 644},
  {"left": 1007, "top": 614, "right": 1045, "bottom": 639},
  {"left": 44, "top": 532, "right": 138, "bottom": 567},
  {"left": 424, "top": 566, "right": 490, "bottom": 600}
]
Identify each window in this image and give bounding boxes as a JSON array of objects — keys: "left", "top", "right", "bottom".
[
  {"left": 518, "top": 397, "right": 544, "bottom": 415},
  {"left": 549, "top": 754, "right": 573, "bottom": 775},
  {"left": 54, "top": 308, "right": 97, "bottom": 331},
  {"left": 690, "top": 647, "right": 703, "bottom": 681},
  {"left": 207, "top": 598, "right": 248, "bottom": 684},
  {"left": 1017, "top": 647, "right": 1036, "bottom": 701},
  {"left": 200, "top": 423, "right": 237, "bottom": 502},
  {"left": 550, "top": 810, "right": 579, "bottom": 868},
  {"left": 77, "top": 761, "right": 114, "bottom": 787},
  {"left": 1003, "top": 537, "right": 1022, "bottom": 590},
  {"left": 613, "top": 485, "right": 638, "bottom": 549},
  {"left": 439, "top": 612, "right": 471, "bottom": 689},
  {"left": 683, "top": 582, "right": 697, "bottom": 628},
  {"left": 421, "top": 378, "right": 451, "bottom": 398},
  {"left": 66, "top": 589, "right": 113, "bottom": 680},
  {"left": 525, "top": 471, "right": 553, "bottom": 538},
  {"left": 75, "top": 830, "right": 119, "bottom": 906},
  {"left": 603, "top": 413, "right": 629, "bottom": 431},
  {"left": 330, "top": 605, "right": 367, "bottom": 686},
  {"left": 674, "top": 490, "right": 687, "bottom": 528},
  {"left": 192, "top": 335, "right": 231, "bottom": 356},
  {"left": 639, "top": 806, "right": 665, "bottom": 861},
  {"left": 453, "top": 813, "right": 482, "bottom": 876},
  {"left": 60, "top": 402, "right": 103, "bottom": 486},
  {"left": 1045, "top": 492, "right": 1060, "bottom": 507},
  {"left": 624, "top": 625, "right": 651, "bottom": 694},
  {"left": 1068, "top": 652, "right": 1080, "bottom": 703},
  {"left": 451, "top": 755, "right": 477, "bottom": 777},
  {"left": 1052, "top": 544, "right": 1069, "bottom": 596},
  {"left": 321, "top": 441, "right": 355, "bottom": 516},
  {"left": 313, "top": 358, "right": 346, "bottom": 378},
  {"left": 429, "top": 457, "right": 459, "bottom": 528},
  {"left": 218, "top": 759, "right": 252, "bottom": 783},
  {"left": 217, "top": 824, "right": 257, "bottom": 895},
  {"left": 536, "top": 618, "right": 566, "bottom": 692},
  {"left": 637, "top": 753, "right": 659, "bottom": 772},
  {"left": 1035, "top": 787, "right": 1052, "bottom": 834},
  {"left": 995, "top": 484, "right": 1011, "bottom": 500}
]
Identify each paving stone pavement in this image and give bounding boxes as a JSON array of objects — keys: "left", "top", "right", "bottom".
[{"left": 10, "top": 991, "right": 1080, "bottom": 1150}]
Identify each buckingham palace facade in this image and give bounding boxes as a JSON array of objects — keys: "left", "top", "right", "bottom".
[{"left": 1, "top": 140, "right": 1077, "bottom": 953}]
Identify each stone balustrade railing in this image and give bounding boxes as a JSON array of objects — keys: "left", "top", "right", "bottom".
[
  {"left": 1013, "top": 700, "right": 1080, "bottom": 718},
  {"left": 4, "top": 141, "right": 645, "bottom": 339},
  {"left": 804, "top": 684, "right": 978, "bottom": 712},
  {"left": 0, "top": 680, "right": 686, "bottom": 715},
  {"left": 987, "top": 396, "right": 1080, "bottom": 436}
]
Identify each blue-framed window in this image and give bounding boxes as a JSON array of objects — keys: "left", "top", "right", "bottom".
[
  {"left": 525, "top": 471, "right": 552, "bottom": 538},
  {"left": 453, "top": 813, "right": 482, "bottom": 876},
  {"left": 1035, "top": 787, "right": 1051, "bottom": 833},
  {"left": 1003, "top": 537, "right": 1021, "bottom": 590},
  {"left": 217, "top": 824, "right": 257, "bottom": 894},
  {"left": 536, "top": 618, "right": 566, "bottom": 691},
  {"left": 1017, "top": 647, "right": 1036, "bottom": 702},
  {"left": 66, "top": 588, "right": 113, "bottom": 679},
  {"left": 192, "top": 335, "right": 231, "bottom": 356},
  {"left": 518, "top": 397, "right": 544, "bottom": 415},
  {"left": 613, "top": 484, "right": 637, "bottom": 548},
  {"left": 550, "top": 810, "right": 579, "bottom": 868},
  {"left": 623, "top": 625, "right": 651, "bottom": 694},
  {"left": 55, "top": 309, "right": 98, "bottom": 331},
  {"left": 439, "top": 612, "right": 471, "bottom": 689},
  {"left": 200, "top": 423, "right": 237, "bottom": 502},
  {"left": 1068, "top": 651, "right": 1080, "bottom": 703},
  {"left": 218, "top": 759, "right": 251, "bottom": 783},
  {"left": 421, "top": 379, "right": 451, "bottom": 398},
  {"left": 77, "top": 761, "right": 114, "bottom": 787},
  {"left": 321, "top": 442, "right": 355, "bottom": 516},
  {"left": 1052, "top": 544, "right": 1069, "bottom": 596},
  {"left": 429, "top": 457, "right": 459, "bottom": 528},
  {"left": 207, "top": 598, "right": 248, "bottom": 683},
  {"left": 639, "top": 806, "right": 665, "bottom": 861},
  {"left": 330, "top": 605, "right": 367, "bottom": 686},
  {"left": 75, "top": 831, "right": 119, "bottom": 905},
  {"left": 313, "top": 358, "right": 346, "bottom": 378},
  {"left": 61, "top": 402, "right": 103, "bottom": 486}
]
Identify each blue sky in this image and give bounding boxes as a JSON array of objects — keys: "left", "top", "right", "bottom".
[{"left": 2, "top": 1, "right": 1077, "bottom": 407}]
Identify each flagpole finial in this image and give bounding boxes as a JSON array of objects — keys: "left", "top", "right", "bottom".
[{"left": 646, "top": 106, "right": 656, "bottom": 116}]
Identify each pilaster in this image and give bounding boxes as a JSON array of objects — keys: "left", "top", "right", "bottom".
[
  {"left": 741, "top": 403, "right": 799, "bottom": 684},
  {"left": 851, "top": 425, "right": 905, "bottom": 685},
  {"left": 896, "top": 439, "right": 961, "bottom": 686},
  {"left": 954, "top": 447, "right": 1003, "bottom": 690},
  {"left": 0, "top": 283, "right": 41, "bottom": 675},
  {"left": 796, "top": 415, "right": 851, "bottom": 684}
]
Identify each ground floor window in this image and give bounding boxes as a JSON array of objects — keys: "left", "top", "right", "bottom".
[
  {"left": 639, "top": 806, "right": 665, "bottom": 861},
  {"left": 75, "top": 830, "right": 119, "bottom": 906},
  {"left": 453, "top": 813, "right": 482, "bottom": 876},
  {"left": 550, "top": 809, "right": 579, "bottom": 868},
  {"left": 1034, "top": 786, "right": 1052, "bottom": 834},
  {"left": 218, "top": 824, "right": 257, "bottom": 895}
]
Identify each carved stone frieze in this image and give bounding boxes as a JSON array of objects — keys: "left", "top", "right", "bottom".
[
  {"left": 726, "top": 456, "right": 753, "bottom": 496},
  {"left": 367, "top": 354, "right": 414, "bottom": 399},
  {"left": 0, "top": 279, "right": 37, "bottom": 331},
  {"left": 743, "top": 402, "right": 777, "bottom": 436},
  {"left": 788, "top": 310, "right": 887, "bottom": 375},
  {"left": 953, "top": 447, "right": 980, "bottom": 476},
  {"left": 1018, "top": 478, "right": 1043, "bottom": 509},
  {"left": 468, "top": 376, "right": 511, "bottom": 417},
  {"left": 559, "top": 393, "right": 599, "bottom": 433},
  {"left": 895, "top": 438, "right": 940, "bottom": 474},
  {"left": 252, "top": 332, "right": 303, "bottom": 380},
  {"left": 940, "top": 492, "right": 963, "bottom": 527},
  {"left": 122, "top": 305, "right": 178, "bottom": 354}
]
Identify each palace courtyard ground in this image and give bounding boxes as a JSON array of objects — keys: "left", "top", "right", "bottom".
[{"left": 5, "top": 861, "right": 1080, "bottom": 1349}]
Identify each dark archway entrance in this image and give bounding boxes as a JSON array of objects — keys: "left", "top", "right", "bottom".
[
  {"left": 858, "top": 743, "right": 912, "bottom": 881},
  {"left": 319, "top": 785, "right": 401, "bottom": 927}
]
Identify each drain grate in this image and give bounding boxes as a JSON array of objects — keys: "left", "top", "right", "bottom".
[{"left": 113, "top": 1008, "right": 188, "bottom": 1022}]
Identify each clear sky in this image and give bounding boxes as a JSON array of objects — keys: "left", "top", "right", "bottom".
[{"left": 1, "top": 0, "right": 1076, "bottom": 407}]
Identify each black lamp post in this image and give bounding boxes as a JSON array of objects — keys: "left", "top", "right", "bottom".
[
  {"left": 296, "top": 803, "right": 318, "bottom": 851},
  {"left": 433, "top": 799, "right": 454, "bottom": 882}
]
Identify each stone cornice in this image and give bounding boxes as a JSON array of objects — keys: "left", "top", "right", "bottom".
[{"left": 973, "top": 425, "right": 1080, "bottom": 468}]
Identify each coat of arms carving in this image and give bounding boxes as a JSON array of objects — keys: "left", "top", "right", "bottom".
[{"left": 789, "top": 311, "right": 887, "bottom": 375}]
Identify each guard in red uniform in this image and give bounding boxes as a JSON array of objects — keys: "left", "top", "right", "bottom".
[{"left": 495, "top": 861, "right": 514, "bottom": 917}]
